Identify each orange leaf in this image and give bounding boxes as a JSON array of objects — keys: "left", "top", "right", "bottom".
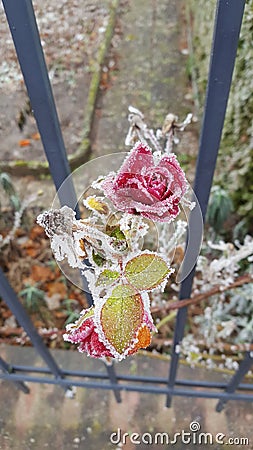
[
  {"left": 54, "top": 311, "right": 67, "bottom": 319},
  {"left": 45, "top": 281, "right": 67, "bottom": 298},
  {"left": 129, "top": 325, "right": 151, "bottom": 354},
  {"left": 21, "top": 239, "right": 40, "bottom": 257},
  {"left": 34, "top": 320, "right": 45, "bottom": 328},
  {"left": 31, "top": 265, "right": 55, "bottom": 283},
  {"left": 25, "top": 246, "right": 40, "bottom": 258},
  {"left": 31, "top": 132, "right": 40, "bottom": 140},
  {"left": 19, "top": 139, "right": 31, "bottom": 147},
  {"left": 29, "top": 224, "right": 46, "bottom": 240}
]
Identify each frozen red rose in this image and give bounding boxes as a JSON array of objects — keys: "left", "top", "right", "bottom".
[
  {"left": 63, "top": 312, "right": 113, "bottom": 358},
  {"left": 101, "top": 142, "right": 187, "bottom": 222}
]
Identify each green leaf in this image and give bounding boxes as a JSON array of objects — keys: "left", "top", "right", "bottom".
[
  {"left": 106, "top": 225, "right": 126, "bottom": 241},
  {"left": 65, "top": 311, "right": 81, "bottom": 326},
  {"left": 72, "top": 307, "right": 94, "bottom": 329},
  {"left": 0, "top": 172, "right": 15, "bottom": 196},
  {"left": 19, "top": 284, "right": 44, "bottom": 311},
  {"left": 10, "top": 194, "right": 21, "bottom": 211},
  {"left": 96, "top": 269, "right": 120, "bottom": 287},
  {"left": 124, "top": 253, "right": 170, "bottom": 291},
  {"left": 100, "top": 285, "right": 143, "bottom": 355},
  {"left": 92, "top": 250, "right": 106, "bottom": 267}
]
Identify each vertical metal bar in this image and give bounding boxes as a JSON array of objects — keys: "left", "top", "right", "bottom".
[
  {"left": 0, "top": 267, "right": 64, "bottom": 379},
  {"left": 104, "top": 361, "right": 122, "bottom": 403},
  {"left": 2, "top": 2, "right": 119, "bottom": 392},
  {"left": 2, "top": 0, "right": 94, "bottom": 309},
  {"left": 216, "top": 351, "right": 253, "bottom": 411},
  {"left": 0, "top": 356, "right": 30, "bottom": 393},
  {"left": 166, "top": 0, "right": 246, "bottom": 407},
  {"left": 1, "top": 0, "right": 77, "bottom": 211}
]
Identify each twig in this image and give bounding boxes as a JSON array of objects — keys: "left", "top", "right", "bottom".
[
  {"left": 151, "top": 274, "right": 253, "bottom": 314},
  {"left": 0, "top": 327, "right": 64, "bottom": 337}
]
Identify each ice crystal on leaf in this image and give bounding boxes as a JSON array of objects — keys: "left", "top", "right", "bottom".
[
  {"left": 124, "top": 251, "right": 174, "bottom": 292},
  {"left": 38, "top": 107, "right": 193, "bottom": 360}
]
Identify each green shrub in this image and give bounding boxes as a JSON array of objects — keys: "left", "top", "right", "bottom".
[{"left": 189, "top": 0, "right": 253, "bottom": 232}]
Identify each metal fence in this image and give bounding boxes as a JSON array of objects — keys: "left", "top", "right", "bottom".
[{"left": 0, "top": 0, "right": 252, "bottom": 411}]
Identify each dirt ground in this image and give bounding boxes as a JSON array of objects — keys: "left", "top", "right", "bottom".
[{"left": 0, "top": 0, "right": 111, "bottom": 163}]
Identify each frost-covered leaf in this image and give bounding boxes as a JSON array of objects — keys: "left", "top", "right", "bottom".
[
  {"left": 51, "top": 234, "right": 84, "bottom": 268},
  {"left": 95, "top": 269, "right": 120, "bottom": 287},
  {"left": 37, "top": 206, "right": 76, "bottom": 238},
  {"left": 124, "top": 252, "right": 171, "bottom": 291},
  {"left": 64, "top": 307, "right": 114, "bottom": 358},
  {"left": 99, "top": 285, "right": 144, "bottom": 355}
]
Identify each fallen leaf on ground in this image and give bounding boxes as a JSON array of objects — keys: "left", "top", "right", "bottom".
[
  {"left": 31, "top": 132, "right": 40, "bottom": 140},
  {"left": 21, "top": 239, "right": 41, "bottom": 257},
  {"left": 19, "top": 139, "right": 31, "bottom": 147},
  {"left": 29, "top": 224, "right": 46, "bottom": 240},
  {"left": 31, "top": 264, "right": 55, "bottom": 283},
  {"left": 45, "top": 281, "right": 67, "bottom": 298},
  {"left": 54, "top": 311, "right": 67, "bottom": 319}
]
